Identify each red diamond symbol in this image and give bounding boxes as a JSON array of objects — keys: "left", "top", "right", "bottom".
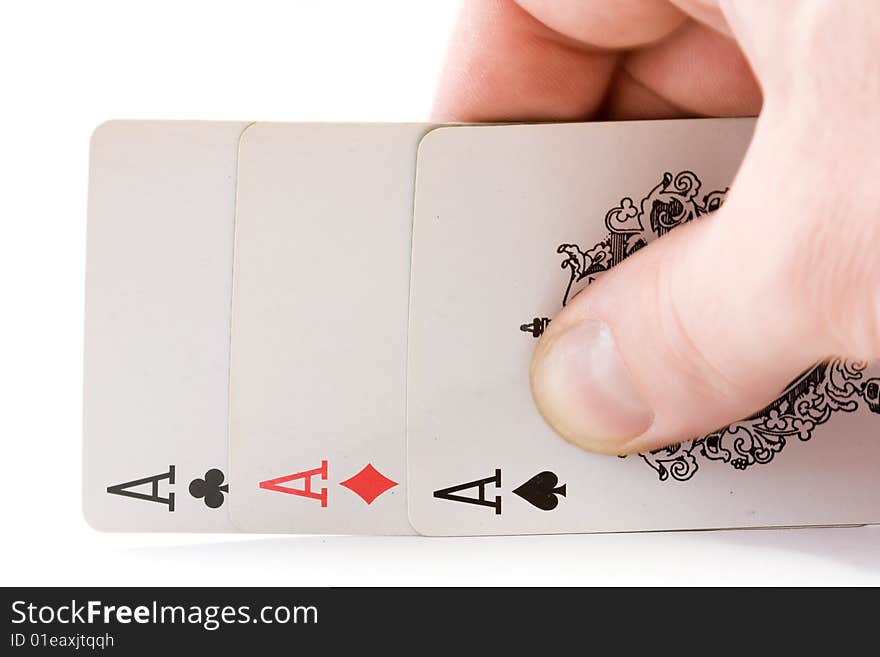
[{"left": 339, "top": 464, "right": 398, "bottom": 505}]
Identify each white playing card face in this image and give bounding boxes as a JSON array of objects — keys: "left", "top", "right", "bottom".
[
  {"left": 84, "top": 121, "right": 248, "bottom": 531},
  {"left": 407, "top": 119, "right": 880, "bottom": 536},
  {"left": 229, "top": 123, "right": 434, "bottom": 534}
]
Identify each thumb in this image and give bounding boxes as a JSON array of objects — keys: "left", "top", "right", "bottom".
[{"left": 529, "top": 122, "right": 879, "bottom": 455}]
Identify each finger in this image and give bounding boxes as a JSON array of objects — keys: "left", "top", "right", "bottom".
[
  {"left": 669, "top": 0, "right": 731, "bottom": 35},
  {"left": 529, "top": 120, "right": 876, "bottom": 455},
  {"left": 601, "top": 67, "right": 693, "bottom": 120},
  {"left": 605, "top": 19, "right": 762, "bottom": 119},
  {"left": 431, "top": 0, "right": 618, "bottom": 122},
  {"left": 515, "top": 0, "right": 688, "bottom": 49}
]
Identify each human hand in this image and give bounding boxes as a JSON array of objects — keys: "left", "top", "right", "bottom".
[{"left": 432, "top": 0, "right": 880, "bottom": 454}]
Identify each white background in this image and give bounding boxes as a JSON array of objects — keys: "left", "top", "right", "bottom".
[{"left": 2, "top": 0, "right": 879, "bottom": 586}]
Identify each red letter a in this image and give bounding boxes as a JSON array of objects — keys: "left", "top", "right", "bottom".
[{"left": 259, "top": 460, "right": 328, "bottom": 507}]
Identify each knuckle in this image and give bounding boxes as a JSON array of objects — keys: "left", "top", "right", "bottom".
[{"left": 753, "top": 1, "right": 880, "bottom": 121}]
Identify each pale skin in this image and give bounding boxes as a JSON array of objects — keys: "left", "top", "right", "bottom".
[{"left": 432, "top": 0, "right": 880, "bottom": 454}]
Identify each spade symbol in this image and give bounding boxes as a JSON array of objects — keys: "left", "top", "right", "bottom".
[
  {"left": 513, "top": 471, "right": 566, "bottom": 511},
  {"left": 189, "top": 468, "right": 229, "bottom": 509}
]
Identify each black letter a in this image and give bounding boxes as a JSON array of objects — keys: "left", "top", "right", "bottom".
[
  {"left": 107, "top": 466, "right": 176, "bottom": 511},
  {"left": 433, "top": 469, "right": 501, "bottom": 514}
]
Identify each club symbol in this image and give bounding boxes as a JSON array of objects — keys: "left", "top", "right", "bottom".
[{"left": 188, "top": 468, "right": 229, "bottom": 509}]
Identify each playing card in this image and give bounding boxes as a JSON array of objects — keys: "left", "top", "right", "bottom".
[
  {"left": 228, "top": 123, "right": 434, "bottom": 534},
  {"left": 84, "top": 121, "right": 248, "bottom": 531},
  {"left": 407, "top": 119, "right": 880, "bottom": 536}
]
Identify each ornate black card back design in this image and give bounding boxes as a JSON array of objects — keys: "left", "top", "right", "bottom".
[{"left": 522, "top": 171, "right": 879, "bottom": 481}]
